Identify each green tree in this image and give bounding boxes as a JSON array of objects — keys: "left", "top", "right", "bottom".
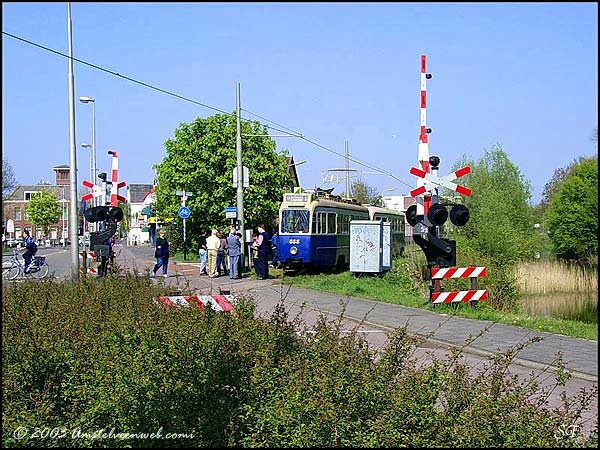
[
  {"left": 344, "top": 179, "right": 381, "bottom": 205},
  {"left": 25, "top": 189, "right": 62, "bottom": 237},
  {"left": 153, "top": 113, "right": 292, "bottom": 250},
  {"left": 545, "top": 155, "right": 598, "bottom": 262},
  {"left": 446, "top": 144, "right": 538, "bottom": 310}
]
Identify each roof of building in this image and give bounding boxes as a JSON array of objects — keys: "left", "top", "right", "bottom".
[
  {"left": 6, "top": 185, "right": 66, "bottom": 201},
  {"left": 52, "top": 165, "right": 70, "bottom": 170},
  {"left": 128, "top": 183, "right": 154, "bottom": 204}
]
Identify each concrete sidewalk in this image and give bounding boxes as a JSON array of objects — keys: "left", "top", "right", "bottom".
[{"left": 117, "top": 245, "right": 598, "bottom": 381}]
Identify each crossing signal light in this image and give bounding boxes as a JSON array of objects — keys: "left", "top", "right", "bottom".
[
  {"left": 108, "top": 206, "right": 124, "bottom": 222},
  {"left": 84, "top": 206, "right": 108, "bottom": 223},
  {"left": 84, "top": 206, "right": 123, "bottom": 223},
  {"left": 427, "top": 203, "right": 448, "bottom": 227},
  {"left": 450, "top": 204, "right": 470, "bottom": 227},
  {"left": 406, "top": 204, "right": 418, "bottom": 227}
]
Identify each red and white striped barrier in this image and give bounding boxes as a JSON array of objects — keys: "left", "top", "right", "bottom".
[
  {"left": 430, "top": 266, "right": 488, "bottom": 304},
  {"left": 431, "top": 266, "right": 486, "bottom": 279},
  {"left": 78, "top": 252, "right": 98, "bottom": 274},
  {"left": 156, "top": 294, "right": 237, "bottom": 312},
  {"left": 432, "top": 290, "right": 488, "bottom": 304}
]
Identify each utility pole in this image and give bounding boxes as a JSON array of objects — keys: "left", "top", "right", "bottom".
[
  {"left": 345, "top": 140, "right": 350, "bottom": 199},
  {"left": 235, "top": 82, "right": 245, "bottom": 264},
  {"left": 67, "top": 2, "right": 79, "bottom": 280}
]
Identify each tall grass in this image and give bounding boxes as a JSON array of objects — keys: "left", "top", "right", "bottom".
[{"left": 517, "top": 260, "right": 598, "bottom": 295}]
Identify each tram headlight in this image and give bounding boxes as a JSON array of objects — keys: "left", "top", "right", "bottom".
[{"left": 290, "top": 246, "right": 298, "bottom": 255}]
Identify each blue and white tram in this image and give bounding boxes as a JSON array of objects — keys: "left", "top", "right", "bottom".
[{"left": 278, "top": 191, "right": 369, "bottom": 271}]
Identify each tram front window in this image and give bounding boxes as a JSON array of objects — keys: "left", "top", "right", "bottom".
[{"left": 281, "top": 209, "right": 310, "bottom": 233}]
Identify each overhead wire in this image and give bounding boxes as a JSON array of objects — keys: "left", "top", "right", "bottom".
[{"left": 3, "top": 30, "right": 415, "bottom": 190}]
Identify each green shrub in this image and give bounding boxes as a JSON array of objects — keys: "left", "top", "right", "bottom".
[{"left": 2, "top": 275, "right": 597, "bottom": 448}]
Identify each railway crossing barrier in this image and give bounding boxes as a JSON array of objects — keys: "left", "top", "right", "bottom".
[
  {"left": 155, "top": 294, "right": 237, "bottom": 312},
  {"left": 430, "top": 266, "right": 487, "bottom": 307},
  {"left": 78, "top": 251, "right": 97, "bottom": 275}
]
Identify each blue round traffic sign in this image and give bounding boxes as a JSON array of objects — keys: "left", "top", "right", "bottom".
[{"left": 178, "top": 206, "right": 191, "bottom": 219}]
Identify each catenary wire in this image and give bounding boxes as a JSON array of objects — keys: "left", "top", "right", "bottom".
[{"left": 3, "top": 30, "right": 415, "bottom": 191}]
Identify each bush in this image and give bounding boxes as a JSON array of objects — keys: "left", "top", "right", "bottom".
[{"left": 2, "top": 276, "right": 597, "bottom": 448}]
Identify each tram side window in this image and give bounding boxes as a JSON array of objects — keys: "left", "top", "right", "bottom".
[
  {"left": 327, "top": 213, "right": 336, "bottom": 234},
  {"left": 319, "top": 212, "right": 327, "bottom": 234}
]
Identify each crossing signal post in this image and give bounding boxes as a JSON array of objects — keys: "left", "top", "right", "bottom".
[
  {"left": 408, "top": 155, "right": 478, "bottom": 304},
  {"left": 85, "top": 205, "right": 123, "bottom": 277},
  {"left": 81, "top": 151, "right": 127, "bottom": 278}
]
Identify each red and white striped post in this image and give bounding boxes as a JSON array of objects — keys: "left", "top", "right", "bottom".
[
  {"left": 108, "top": 151, "right": 127, "bottom": 207},
  {"left": 417, "top": 54, "right": 432, "bottom": 216}
]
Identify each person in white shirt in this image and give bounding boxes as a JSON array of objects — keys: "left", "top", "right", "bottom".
[{"left": 206, "top": 229, "right": 221, "bottom": 277}]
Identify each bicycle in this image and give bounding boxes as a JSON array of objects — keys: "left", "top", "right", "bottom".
[{"left": 2, "top": 247, "right": 50, "bottom": 280}]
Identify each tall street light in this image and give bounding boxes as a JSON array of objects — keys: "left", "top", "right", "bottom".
[
  {"left": 380, "top": 188, "right": 396, "bottom": 207},
  {"left": 79, "top": 96, "right": 96, "bottom": 205},
  {"left": 80, "top": 143, "right": 93, "bottom": 185}
]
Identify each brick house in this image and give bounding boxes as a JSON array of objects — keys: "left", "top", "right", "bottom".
[{"left": 3, "top": 165, "right": 73, "bottom": 245}]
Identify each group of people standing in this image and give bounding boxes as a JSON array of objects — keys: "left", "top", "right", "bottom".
[
  {"left": 196, "top": 224, "right": 274, "bottom": 280},
  {"left": 152, "top": 224, "right": 278, "bottom": 280}
]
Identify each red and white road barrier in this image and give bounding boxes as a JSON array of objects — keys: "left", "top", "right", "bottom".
[
  {"left": 430, "top": 266, "right": 488, "bottom": 304},
  {"left": 431, "top": 266, "right": 486, "bottom": 279},
  {"left": 156, "top": 294, "right": 237, "bottom": 312},
  {"left": 79, "top": 252, "right": 97, "bottom": 259},
  {"left": 432, "top": 290, "right": 488, "bottom": 304}
]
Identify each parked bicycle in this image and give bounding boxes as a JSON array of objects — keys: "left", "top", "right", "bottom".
[{"left": 2, "top": 247, "right": 50, "bottom": 280}]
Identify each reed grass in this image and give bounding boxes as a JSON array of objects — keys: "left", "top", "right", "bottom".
[{"left": 517, "top": 260, "right": 598, "bottom": 295}]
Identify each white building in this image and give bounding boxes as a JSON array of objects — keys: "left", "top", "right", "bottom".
[
  {"left": 126, "top": 183, "right": 154, "bottom": 245},
  {"left": 382, "top": 194, "right": 417, "bottom": 242}
]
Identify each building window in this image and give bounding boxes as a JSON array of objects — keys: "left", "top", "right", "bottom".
[
  {"left": 15, "top": 207, "right": 21, "bottom": 221},
  {"left": 24, "top": 191, "right": 41, "bottom": 201}
]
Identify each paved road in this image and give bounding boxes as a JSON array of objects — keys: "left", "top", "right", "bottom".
[{"left": 10, "top": 241, "right": 597, "bottom": 435}]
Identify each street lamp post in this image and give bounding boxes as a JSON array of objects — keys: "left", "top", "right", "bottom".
[
  {"left": 379, "top": 188, "right": 396, "bottom": 206},
  {"left": 79, "top": 97, "right": 96, "bottom": 205}
]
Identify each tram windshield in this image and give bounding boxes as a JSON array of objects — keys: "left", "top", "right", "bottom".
[{"left": 281, "top": 209, "right": 310, "bottom": 233}]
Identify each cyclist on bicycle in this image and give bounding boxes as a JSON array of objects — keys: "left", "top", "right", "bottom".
[{"left": 20, "top": 229, "right": 38, "bottom": 273}]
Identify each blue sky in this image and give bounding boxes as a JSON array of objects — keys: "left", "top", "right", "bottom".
[{"left": 2, "top": 2, "right": 598, "bottom": 204}]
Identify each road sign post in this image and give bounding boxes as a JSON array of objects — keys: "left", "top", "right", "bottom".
[{"left": 175, "top": 190, "right": 193, "bottom": 261}]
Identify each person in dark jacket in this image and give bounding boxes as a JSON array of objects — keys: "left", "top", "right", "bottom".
[
  {"left": 255, "top": 224, "right": 270, "bottom": 280},
  {"left": 270, "top": 230, "right": 279, "bottom": 267},
  {"left": 20, "top": 229, "right": 38, "bottom": 273},
  {"left": 152, "top": 229, "right": 170, "bottom": 277},
  {"left": 226, "top": 230, "right": 242, "bottom": 279},
  {"left": 216, "top": 230, "right": 229, "bottom": 276}
]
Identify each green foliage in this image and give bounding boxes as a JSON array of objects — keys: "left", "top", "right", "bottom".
[
  {"left": 445, "top": 144, "right": 539, "bottom": 309},
  {"left": 3, "top": 276, "right": 596, "bottom": 447},
  {"left": 153, "top": 114, "right": 292, "bottom": 251},
  {"left": 344, "top": 179, "right": 381, "bottom": 205},
  {"left": 25, "top": 189, "right": 62, "bottom": 236},
  {"left": 449, "top": 144, "right": 538, "bottom": 263},
  {"left": 545, "top": 156, "right": 598, "bottom": 262}
]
